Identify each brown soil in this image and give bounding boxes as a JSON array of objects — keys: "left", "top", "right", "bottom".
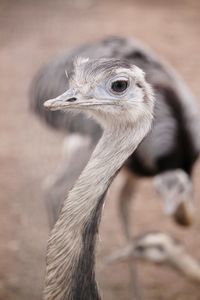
[{"left": 0, "top": 0, "right": 200, "bottom": 299}]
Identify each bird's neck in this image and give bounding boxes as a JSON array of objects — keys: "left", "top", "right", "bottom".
[
  {"left": 170, "top": 250, "right": 200, "bottom": 282},
  {"left": 44, "top": 120, "right": 151, "bottom": 300}
]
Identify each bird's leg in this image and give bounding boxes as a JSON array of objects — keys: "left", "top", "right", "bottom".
[
  {"left": 118, "top": 170, "right": 142, "bottom": 300},
  {"left": 43, "top": 134, "right": 95, "bottom": 227}
]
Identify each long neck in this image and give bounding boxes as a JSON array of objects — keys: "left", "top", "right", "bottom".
[
  {"left": 170, "top": 251, "right": 200, "bottom": 282},
  {"left": 44, "top": 121, "right": 149, "bottom": 300}
]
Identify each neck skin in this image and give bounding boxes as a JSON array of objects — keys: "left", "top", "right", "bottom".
[
  {"left": 44, "top": 116, "right": 151, "bottom": 300},
  {"left": 170, "top": 251, "right": 200, "bottom": 282}
]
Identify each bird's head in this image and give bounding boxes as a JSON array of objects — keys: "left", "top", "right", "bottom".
[
  {"left": 133, "top": 232, "right": 182, "bottom": 264},
  {"left": 44, "top": 57, "right": 154, "bottom": 128},
  {"left": 154, "top": 170, "right": 195, "bottom": 226}
]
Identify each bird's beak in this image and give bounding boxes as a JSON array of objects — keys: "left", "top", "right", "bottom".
[
  {"left": 44, "top": 89, "right": 116, "bottom": 111},
  {"left": 44, "top": 89, "right": 80, "bottom": 111}
]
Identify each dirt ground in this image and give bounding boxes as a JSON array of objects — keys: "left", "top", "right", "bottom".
[{"left": 1, "top": 0, "right": 200, "bottom": 299}]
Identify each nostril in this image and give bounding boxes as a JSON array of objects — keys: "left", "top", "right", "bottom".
[{"left": 67, "top": 97, "right": 77, "bottom": 102}]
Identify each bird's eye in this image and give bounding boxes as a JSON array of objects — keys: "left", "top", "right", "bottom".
[{"left": 111, "top": 80, "right": 129, "bottom": 93}]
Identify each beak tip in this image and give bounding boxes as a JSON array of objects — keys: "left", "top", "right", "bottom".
[
  {"left": 43, "top": 100, "right": 51, "bottom": 108},
  {"left": 43, "top": 99, "right": 58, "bottom": 110}
]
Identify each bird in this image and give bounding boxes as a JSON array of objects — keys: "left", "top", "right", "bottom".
[
  {"left": 106, "top": 231, "right": 200, "bottom": 284},
  {"left": 31, "top": 36, "right": 200, "bottom": 236},
  {"left": 43, "top": 56, "right": 155, "bottom": 300}
]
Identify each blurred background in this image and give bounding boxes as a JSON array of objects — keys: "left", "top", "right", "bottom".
[{"left": 1, "top": 0, "right": 200, "bottom": 299}]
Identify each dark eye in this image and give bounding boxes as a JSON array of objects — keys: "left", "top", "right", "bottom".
[{"left": 111, "top": 80, "right": 128, "bottom": 93}]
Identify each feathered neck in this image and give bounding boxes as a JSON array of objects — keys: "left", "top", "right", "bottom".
[{"left": 44, "top": 115, "right": 152, "bottom": 300}]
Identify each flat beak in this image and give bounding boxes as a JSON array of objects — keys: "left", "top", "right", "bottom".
[
  {"left": 44, "top": 89, "right": 116, "bottom": 111},
  {"left": 44, "top": 89, "right": 79, "bottom": 110}
]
